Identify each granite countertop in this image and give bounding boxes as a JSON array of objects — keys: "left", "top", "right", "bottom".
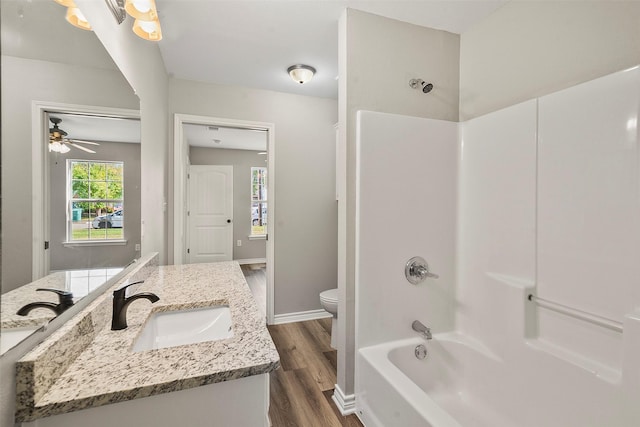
[{"left": 16, "top": 261, "right": 280, "bottom": 421}]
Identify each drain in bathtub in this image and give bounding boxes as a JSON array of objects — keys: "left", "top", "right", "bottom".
[{"left": 415, "top": 344, "right": 428, "bottom": 360}]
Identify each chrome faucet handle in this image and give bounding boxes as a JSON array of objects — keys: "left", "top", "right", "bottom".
[{"left": 405, "top": 257, "right": 439, "bottom": 285}]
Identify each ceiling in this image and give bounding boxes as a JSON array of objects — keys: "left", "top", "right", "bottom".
[
  {"left": 3, "top": 0, "right": 507, "bottom": 146},
  {"left": 155, "top": 0, "right": 508, "bottom": 99}
]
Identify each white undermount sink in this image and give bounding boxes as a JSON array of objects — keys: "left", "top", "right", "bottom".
[{"left": 132, "top": 305, "right": 233, "bottom": 352}]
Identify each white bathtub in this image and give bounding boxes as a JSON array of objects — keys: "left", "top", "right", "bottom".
[{"left": 356, "top": 333, "right": 637, "bottom": 427}]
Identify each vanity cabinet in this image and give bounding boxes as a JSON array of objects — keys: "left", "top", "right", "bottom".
[
  {"left": 21, "top": 374, "right": 270, "bottom": 427},
  {"left": 15, "top": 262, "right": 279, "bottom": 427}
]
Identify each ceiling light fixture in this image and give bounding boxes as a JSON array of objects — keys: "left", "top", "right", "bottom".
[
  {"left": 124, "top": 0, "right": 158, "bottom": 20},
  {"left": 53, "top": 0, "right": 93, "bottom": 31},
  {"left": 49, "top": 141, "right": 71, "bottom": 154},
  {"left": 287, "top": 64, "right": 316, "bottom": 85},
  {"left": 132, "top": 17, "right": 162, "bottom": 41},
  {"left": 124, "top": 0, "right": 162, "bottom": 41},
  {"left": 65, "top": 6, "right": 92, "bottom": 31}
]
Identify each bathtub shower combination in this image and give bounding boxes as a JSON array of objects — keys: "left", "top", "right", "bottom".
[{"left": 355, "top": 66, "right": 640, "bottom": 427}]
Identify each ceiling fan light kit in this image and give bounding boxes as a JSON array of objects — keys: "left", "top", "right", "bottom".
[
  {"left": 49, "top": 117, "right": 99, "bottom": 154},
  {"left": 49, "top": 141, "right": 71, "bottom": 154}
]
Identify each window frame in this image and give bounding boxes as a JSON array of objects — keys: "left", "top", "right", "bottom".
[
  {"left": 250, "top": 166, "right": 267, "bottom": 238},
  {"left": 65, "top": 159, "right": 126, "bottom": 245}
]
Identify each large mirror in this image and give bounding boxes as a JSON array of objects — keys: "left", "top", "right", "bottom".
[{"left": 1, "top": 0, "right": 141, "bottom": 354}]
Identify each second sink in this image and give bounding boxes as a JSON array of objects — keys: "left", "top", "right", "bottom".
[{"left": 132, "top": 305, "right": 233, "bottom": 352}]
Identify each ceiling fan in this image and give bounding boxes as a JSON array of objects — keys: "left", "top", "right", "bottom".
[{"left": 49, "top": 117, "right": 100, "bottom": 154}]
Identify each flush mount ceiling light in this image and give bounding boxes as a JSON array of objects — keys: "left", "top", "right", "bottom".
[{"left": 287, "top": 64, "right": 316, "bottom": 85}]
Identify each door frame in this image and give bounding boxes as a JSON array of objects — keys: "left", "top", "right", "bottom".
[
  {"left": 31, "top": 101, "right": 140, "bottom": 280},
  {"left": 187, "top": 164, "right": 234, "bottom": 264},
  {"left": 173, "top": 114, "right": 275, "bottom": 324}
]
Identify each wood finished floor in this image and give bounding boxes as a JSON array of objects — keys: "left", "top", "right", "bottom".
[{"left": 268, "top": 319, "right": 363, "bottom": 427}]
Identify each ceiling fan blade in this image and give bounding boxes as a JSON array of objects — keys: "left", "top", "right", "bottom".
[
  {"left": 67, "top": 139, "right": 100, "bottom": 146},
  {"left": 67, "top": 142, "right": 96, "bottom": 154}
]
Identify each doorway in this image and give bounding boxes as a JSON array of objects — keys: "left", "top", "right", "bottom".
[{"left": 174, "top": 114, "right": 275, "bottom": 324}]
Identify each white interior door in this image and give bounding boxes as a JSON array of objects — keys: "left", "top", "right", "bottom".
[{"left": 188, "top": 165, "right": 233, "bottom": 263}]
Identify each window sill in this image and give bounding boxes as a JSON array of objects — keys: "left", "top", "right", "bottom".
[
  {"left": 248, "top": 235, "right": 266, "bottom": 241},
  {"left": 62, "top": 240, "right": 127, "bottom": 247}
]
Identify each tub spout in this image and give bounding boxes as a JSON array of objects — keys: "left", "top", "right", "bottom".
[{"left": 412, "top": 320, "right": 432, "bottom": 340}]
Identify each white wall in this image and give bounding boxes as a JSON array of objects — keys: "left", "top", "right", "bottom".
[
  {"left": 536, "top": 67, "right": 640, "bottom": 370},
  {"left": 339, "top": 8, "right": 460, "bottom": 398},
  {"left": 460, "top": 1, "right": 640, "bottom": 120},
  {"left": 169, "top": 78, "right": 338, "bottom": 315},
  {"left": 0, "top": 56, "right": 139, "bottom": 292},
  {"left": 356, "top": 111, "right": 457, "bottom": 349},
  {"left": 457, "top": 100, "right": 537, "bottom": 355}
]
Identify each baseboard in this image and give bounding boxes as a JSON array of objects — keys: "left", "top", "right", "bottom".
[
  {"left": 234, "top": 258, "right": 267, "bottom": 265},
  {"left": 332, "top": 384, "right": 357, "bottom": 416},
  {"left": 271, "top": 309, "right": 332, "bottom": 325}
]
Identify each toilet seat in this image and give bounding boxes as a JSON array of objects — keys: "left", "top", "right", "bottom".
[
  {"left": 319, "top": 288, "right": 338, "bottom": 349},
  {"left": 320, "top": 288, "right": 338, "bottom": 303}
]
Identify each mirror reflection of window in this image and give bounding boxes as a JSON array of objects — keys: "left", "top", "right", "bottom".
[
  {"left": 68, "top": 160, "right": 125, "bottom": 241},
  {"left": 251, "top": 167, "right": 267, "bottom": 236}
]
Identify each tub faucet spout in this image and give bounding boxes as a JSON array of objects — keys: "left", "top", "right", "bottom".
[{"left": 412, "top": 320, "right": 432, "bottom": 340}]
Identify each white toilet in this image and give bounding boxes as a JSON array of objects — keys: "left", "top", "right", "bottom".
[{"left": 320, "top": 288, "right": 338, "bottom": 349}]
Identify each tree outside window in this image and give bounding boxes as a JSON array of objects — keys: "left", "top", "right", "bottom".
[
  {"left": 69, "top": 160, "right": 124, "bottom": 241},
  {"left": 251, "top": 167, "right": 267, "bottom": 236}
]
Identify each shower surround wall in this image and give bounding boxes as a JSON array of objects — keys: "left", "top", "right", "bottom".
[
  {"left": 356, "top": 66, "right": 640, "bottom": 426},
  {"left": 355, "top": 111, "right": 458, "bottom": 348}
]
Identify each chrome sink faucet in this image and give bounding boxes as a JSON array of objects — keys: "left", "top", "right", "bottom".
[
  {"left": 412, "top": 320, "right": 432, "bottom": 340},
  {"left": 111, "top": 281, "right": 159, "bottom": 330},
  {"left": 17, "top": 288, "right": 74, "bottom": 316}
]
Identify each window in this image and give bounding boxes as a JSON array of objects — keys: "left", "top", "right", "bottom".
[
  {"left": 251, "top": 167, "right": 267, "bottom": 236},
  {"left": 68, "top": 160, "right": 124, "bottom": 241}
]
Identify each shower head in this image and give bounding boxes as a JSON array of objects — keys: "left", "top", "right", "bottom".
[{"left": 409, "top": 78, "right": 434, "bottom": 94}]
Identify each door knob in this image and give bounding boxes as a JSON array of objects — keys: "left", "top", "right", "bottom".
[{"left": 227, "top": 219, "right": 231, "bottom": 223}]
